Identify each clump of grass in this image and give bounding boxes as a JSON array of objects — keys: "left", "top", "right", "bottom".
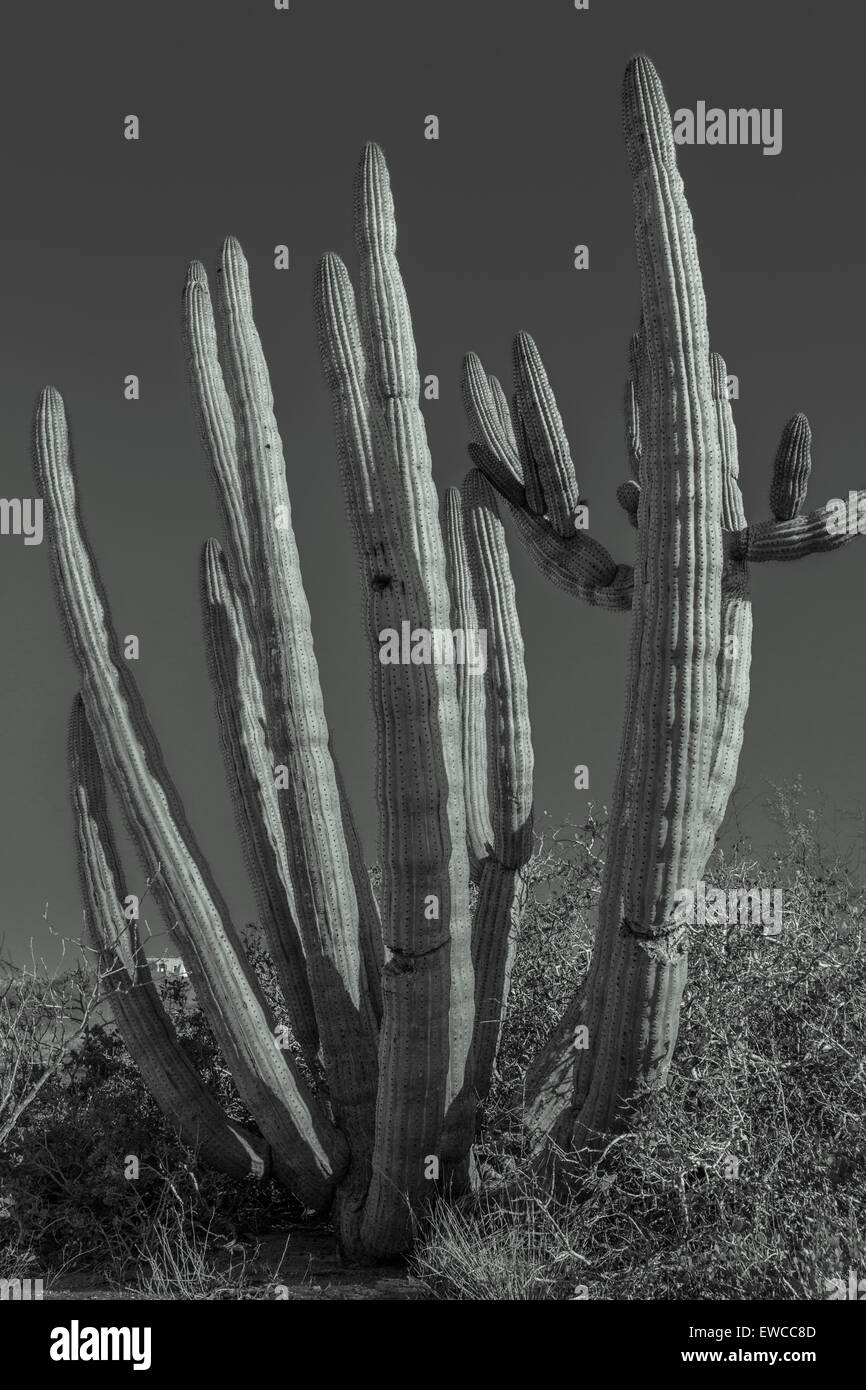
[{"left": 122, "top": 1199, "right": 251, "bottom": 1300}]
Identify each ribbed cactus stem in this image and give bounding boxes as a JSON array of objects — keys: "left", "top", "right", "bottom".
[
  {"left": 460, "top": 52, "right": 864, "bottom": 1174},
  {"left": 711, "top": 352, "right": 747, "bottom": 533},
  {"left": 513, "top": 332, "right": 580, "bottom": 534},
  {"left": 200, "top": 539, "right": 321, "bottom": 1075},
  {"left": 458, "top": 471, "right": 533, "bottom": 1109},
  {"left": 619, "top": 51, "right": 721, "bottom": 924},
  {"left": 34, "top": 387, "right": 346, "bottom": 1208},
  {"left": 182, "top": 261, "right": 257, "bottom": 618},
  {"left": 702, "top": 358, "right": 752, "bottom": 858},
  {"left": 462, "top": 353, "right": 525, "bottom": 505},
  {"left": 208, "top": 239, "right": 381, "bottom": 1249},
  {"left": 444, "top": 487, "right": 493, "bottom": 880},
  {"left": 315, "top": 149, "right": 475, "bottom": 1253},
  {"left": 528, "top": 52, "right": 723, "bottom": 1151},
  {"left": 463, "top": 353, "right": 633, "bottom": 608},
  {"left": 186, "top": 252, "right": 383, "bottom": 1184},
  {"left": 769, "top": 413, "right": 812, "bottom": 521},
  {"left": 70, "top": 695, "right": 271, "bottom": 1181}
]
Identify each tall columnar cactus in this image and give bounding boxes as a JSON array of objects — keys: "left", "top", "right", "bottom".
[
  {"left": 35, "top": 146, "right": 533, "bottom": 1259},
  {"left": 462, "top": 54, "right": 864, "bottom": 1162}
]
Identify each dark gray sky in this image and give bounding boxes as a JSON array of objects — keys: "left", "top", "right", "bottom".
[{"left": 1, "top": 0, "right": 863, "bottom": 965}]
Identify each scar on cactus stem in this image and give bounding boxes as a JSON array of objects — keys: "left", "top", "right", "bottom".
[{"left": 462, "top": 52, "right": 865, "bottom": 1173}]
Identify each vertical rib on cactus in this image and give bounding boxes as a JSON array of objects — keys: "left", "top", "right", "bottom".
[
  {"left": 200, "top": 538, "right": 321, "bottom": 1075},
  {"left": 70, "top": 695, "right": 271, "bottom": 1180},
  {"left": 34, "top": 387, "right": 346, "bottom": 1207},
  {"left": 314, "top": 226, "right": 474, "bottom": 1256},
  {"left": 187, "top": 241, "right": 381, "bottom": 1248}
]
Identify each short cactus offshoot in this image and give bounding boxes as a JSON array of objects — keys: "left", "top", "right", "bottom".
[
  {"left": 462, "top": 54, "right": 865, "bottom": 1163},
  {"left": 36, "top": 149, "right": 533, "bottom": 1260}
]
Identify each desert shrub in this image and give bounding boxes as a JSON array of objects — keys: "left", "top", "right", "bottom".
[
  {"left": 3, "top": 784, "right": 864, "bottom": 1297},
  {"left": 413, "top": 782, "right": 866, "bottom": 1298},
  {"left": 0, "top": 929, "right": 304, "bottom": 1281}
]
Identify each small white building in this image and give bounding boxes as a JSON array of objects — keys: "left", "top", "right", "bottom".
[{"left": 149, "top": 956, "right": 188, "bottom": 979}]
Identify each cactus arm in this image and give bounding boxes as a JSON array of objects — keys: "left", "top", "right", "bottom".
[
  {"left": 699, "top": 355, "right": 752, "bottom": 858},
  {"left": 488, "top": 374, "right": 514, "bottom": 440},
  {"left": 34, "top": 387, "right": 346, "bottom": 1208},
  {"left": 443, "top": 487, "right": 493, "bottom": 879},
  {"left": 504, "top": 498, "right": 636, "bottom": 609},
  {"left": 329, "top": 736, "right": 384, "bottom": 1028},
  {"left": 182, "top": 261, "right": 256, "bottom": 616},
  {"left": 209, "top": 241, "right": 380, "bottom": 1232},
  {"left": 186, "top": 255, "right": 383, "bottom": 1095},
  {"left": 720, "top": 398, "right": 863, "bottom": 565},
  {"left": 463, "top": 355, "right": 635, "bottom": 610},
  {"left": 702, "top": 565, "right": 752, "bottom": 860},
  {"left": 740, "top": 496, "right": 866, "bottom": 561},
  {"left": 512, "top": 332, "right": 580, "bottom": 535},
  {"left": 200, "top": 539, "right": 322, "bottom": 1075},
  {"left": 461, "top": 472, "right": 534, "bottom": 875},
  {"left": 462, "top": 354, "right": 525, "bottom": 502},
  {"left": 458, "top": 471, "right": 534, "bottom": 1110},
  {"left": 315, "top": 229, "right": 474, "bottom": 1257},
  {"left": 70, "top": 695, "right": 271, "bottom": 1181},
  {"left": 769, "top": 413, "right": 811, "bottom": 521}
]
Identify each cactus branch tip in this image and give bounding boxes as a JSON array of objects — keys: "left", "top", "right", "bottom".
[{"left": 622, "top": 52, "right": 676, "bottom": 178}]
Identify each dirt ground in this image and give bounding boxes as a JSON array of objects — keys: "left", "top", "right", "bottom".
[{"left": 43, "top": 1225, "right": 430, "bottom": 1301}]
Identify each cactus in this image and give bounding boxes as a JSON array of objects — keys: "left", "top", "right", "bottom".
[
  {"left": 462, "top": 54, "right": 865, "bottom": 1163},
  {"left": 35, "top": 147, "right": 533, "bottom": 1259},
  {"left": 36, "top": 50, "right": 860, "bottom": 1248}
]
